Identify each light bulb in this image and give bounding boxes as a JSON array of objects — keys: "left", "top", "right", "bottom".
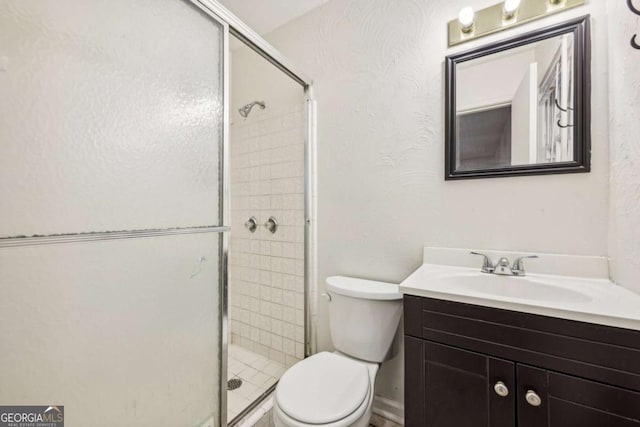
[
  {"left": 503, "top": 0, "right": 521, "bottom": 18},
  {"left": 458, "top": 7, "right": 475, "bottom": 33}
]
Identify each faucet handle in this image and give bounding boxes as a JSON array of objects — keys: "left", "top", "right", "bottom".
[
  {"left": 470, "top": 252, "right": 495, "bottom": 273},
  {"left": 512, "top": 255, "right": 539, "bottom": 276}
]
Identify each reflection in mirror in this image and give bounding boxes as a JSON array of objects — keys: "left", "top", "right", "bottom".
[
  {"left": 445, "top": 17, "right": 590, "bottom": 179},
  {"left": 456, "top": 34, "right": 574, "bottom": 170}
]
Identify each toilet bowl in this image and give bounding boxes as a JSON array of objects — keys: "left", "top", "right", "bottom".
[
  {"left": 273, "top": 276, "right": 402, "bottom": 427},
  {"left": 273, "top": 351, "right": 378, "bottom": 427}
]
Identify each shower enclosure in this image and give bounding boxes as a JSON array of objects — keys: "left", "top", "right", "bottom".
[
  {"left": 0, "top": 1, "right": 315, "bottom": 426},
  {"left": 225, "top": 33, "right": 312, "bottom": 422}
]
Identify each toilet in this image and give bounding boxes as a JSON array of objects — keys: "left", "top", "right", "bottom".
[{"left": 273, "top": 276, "right": 403, "bottom": 427}]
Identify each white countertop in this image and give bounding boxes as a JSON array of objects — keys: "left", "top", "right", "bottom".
[{"left": 400, "top": 263, "right": 640, "bottom": 331}]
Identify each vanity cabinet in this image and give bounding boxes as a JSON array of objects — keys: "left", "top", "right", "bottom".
[{"left": 404, "top": 295, "right": 640, "bottom": 427}]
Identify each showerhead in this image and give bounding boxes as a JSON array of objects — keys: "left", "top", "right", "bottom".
[{"left": 239, "top": 100, "right": 266, "bottom": 118}]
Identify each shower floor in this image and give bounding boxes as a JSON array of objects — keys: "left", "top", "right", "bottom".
[{"left": 227, "top": 344, "right": 286, "bottom": 422}]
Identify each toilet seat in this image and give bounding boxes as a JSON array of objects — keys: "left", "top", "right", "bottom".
[{"left": 275, "top": 352, "right": 371, "bottom": 425}]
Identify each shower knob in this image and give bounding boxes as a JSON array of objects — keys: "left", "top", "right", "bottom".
[
  {"left": 245, "top": 216, "right": 257, "bottom": 233},
  {"left": 264, "top": 216, "right": 278, "bottom": 234}
]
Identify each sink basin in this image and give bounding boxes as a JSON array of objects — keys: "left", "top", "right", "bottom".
[
  {"left": 438, "top": 272, "right": 592, "bottom": 303},
  {"left": 399, "top": 252, "right": 640, "bottom": 331}
]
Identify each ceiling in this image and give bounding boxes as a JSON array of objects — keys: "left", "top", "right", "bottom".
[{"left": 217, "top": 0, "right": 329, "bottom": 37}]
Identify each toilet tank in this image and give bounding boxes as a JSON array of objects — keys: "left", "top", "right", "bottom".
[{"left": 325, "top": 276, "right": 403, "bottom": 363}]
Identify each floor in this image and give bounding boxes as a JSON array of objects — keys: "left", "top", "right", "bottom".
[{"left": 228, "top": 344, "right": 287, "bottom": 422}]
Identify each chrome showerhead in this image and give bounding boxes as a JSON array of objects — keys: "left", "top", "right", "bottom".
[{"left": 239, "top": 100, "right": 266, "bottom": 118}]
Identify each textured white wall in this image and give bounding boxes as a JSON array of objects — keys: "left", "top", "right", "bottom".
[
  {"left": 608, "top": 2, "right": 640, "bottom": 294},
  {"left": 264, "top": 0, "right": 610, "bottom": 403}
]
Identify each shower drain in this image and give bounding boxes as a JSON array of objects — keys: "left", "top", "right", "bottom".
[{"left": 227, "top": 378, "right": 243, "bottom": 390}]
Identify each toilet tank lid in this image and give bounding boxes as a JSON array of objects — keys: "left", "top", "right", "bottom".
[{"left": 326, "top": 276, "right": 402, "bottom": 300}]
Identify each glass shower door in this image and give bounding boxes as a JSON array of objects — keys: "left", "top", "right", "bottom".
[
  {"left": 0, "top": 1, "right": 227, "bottom": 426},
  {"left": 0, "top": 235, "right": 222, "bottom": 427}
]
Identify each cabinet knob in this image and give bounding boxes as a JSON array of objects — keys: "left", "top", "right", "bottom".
[
  {"left": 525, "top": 390, "right": 542, "bottom": 407},
  {"left": 493, "top": 381, "right": 509, "bottom": 397}
]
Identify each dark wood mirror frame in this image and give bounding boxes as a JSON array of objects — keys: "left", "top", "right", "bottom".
[{"left": 445, "top": 15, "right": 591, "bottom": 180}]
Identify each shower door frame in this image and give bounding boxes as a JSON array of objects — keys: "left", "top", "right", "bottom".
[{"left": 189, "top": 1, "right": 317, "bottom": 425}]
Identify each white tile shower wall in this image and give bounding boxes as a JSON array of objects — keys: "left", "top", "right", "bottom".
[{"left": 229, "top": 104, "right": 305, "bottom": 367}]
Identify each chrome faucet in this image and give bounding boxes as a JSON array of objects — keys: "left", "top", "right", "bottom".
[
  {"left": 494, "top": 257, "right": 513, "bottom": 275},
  {"left": 470, "top": 252, "right": 495, "bottom": 273},
  {"left": 511, "top": 255, "right": 539, "bottom": 276},
  {"left": 470, "top": 252, "right": 538, "bottom": 277}
]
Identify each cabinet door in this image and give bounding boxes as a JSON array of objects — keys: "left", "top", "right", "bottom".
[
  {"left": 517, "top": 365, "right": 640, "bottom": 427},
  {"left": 423, "top": 341, "right": 515, "bottom": 427}
]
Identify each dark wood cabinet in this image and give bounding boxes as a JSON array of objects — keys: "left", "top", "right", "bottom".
[
  {"left": 404, "top": 295, "right": 640, "bottom": 427},
  {"left": 517, "top": 366, "right": 640, "bottom": 427},
  {"left": 424, "top": 341, "right": 514, "bottom": 427}
]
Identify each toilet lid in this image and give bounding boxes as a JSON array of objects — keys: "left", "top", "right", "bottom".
[{"left": 276, "top": 352, "right": 370, "bottom": 424}]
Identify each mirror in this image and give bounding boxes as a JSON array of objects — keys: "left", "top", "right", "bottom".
[{"left": 445, "top": 16, "right": 590, "bottom": 179}]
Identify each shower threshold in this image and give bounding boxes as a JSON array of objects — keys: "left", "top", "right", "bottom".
[{"left": 227, "top": 344, "right": 287, "bottom": 424}]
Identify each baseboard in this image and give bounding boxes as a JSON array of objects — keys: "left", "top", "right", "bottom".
[{"left": 372, "top": 395, "right": 404, "bottom": 426}]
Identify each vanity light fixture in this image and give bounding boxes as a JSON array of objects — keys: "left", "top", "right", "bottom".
[
  {"left": 458, "top": 6, "right": 475, "bottom": 33},
  {"left": 503, "top": 0, "right": 521, "bottom": 20},
  {"left": 448, "top": 0, "right": 585, "bottom": 46}
]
